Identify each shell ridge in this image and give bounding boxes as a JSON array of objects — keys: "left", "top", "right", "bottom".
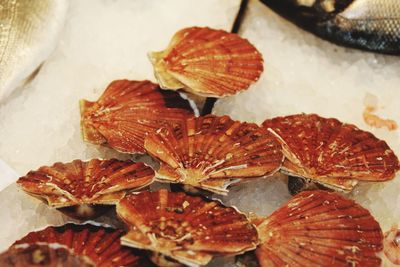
[{"left": 256, "top": 190, "right": 383, "bottom": 267}]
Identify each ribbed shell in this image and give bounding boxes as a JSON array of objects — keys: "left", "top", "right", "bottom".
[
  {"left": 80, "top": 79, "right": 194, "bottom": 153},
  {"left": 12, "top": 224, "right": 154, "bottom": 267},
  {"left": 116, "top": 189, "right": 259, "bottom": 267},
  {"left": 144, "top": 115, "right": 283, "bottom": 194},
  {"left": 256, "top": 190, "right": 383, "bottom": 267},
  {"left": 0, "top": 243, "right": 93, "bottom": 267},
  {"left": 17, "top": 159, "right": 154, "bottom": 212},
  {"left": 262, "top": 113, "right": 399, "bottom": 191},
  {"left": 149, "top": 27, "right": 264, "bottom": 98}
]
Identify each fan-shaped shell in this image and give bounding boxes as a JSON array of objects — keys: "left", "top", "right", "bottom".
[
  {"left": 116, "top": 189, "right": 259, "bottom": 266},
  {"left": 17, "top": 159, "right": 154, "bottom": 219},
  {"left": 262, "top": 113, "right": 399, "bottom": 191},
  {"left": 12, "top": 223, "right": 155, "bottom": 267},
  {"left": 80, "top": 79, "right": 194, "bottom": 154},
  {"left": 256, "top": 190, "right": 383, "bottom": 267},
  {"left": 0, "top": 243, "right": 94, "bottom": 267},
  {"left": 149, "top": 27, "right": 264, "bottom": 98},
  {"left": 144, "top": 115, "right": 283, "bottom": 194}
]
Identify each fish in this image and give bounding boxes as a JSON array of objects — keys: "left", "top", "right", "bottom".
[
  {"left": 260, "top": 0, "right": 400, "bottom": 54},
  {"left": 0, "top": 0, "right": 68, "bottom": 102}
]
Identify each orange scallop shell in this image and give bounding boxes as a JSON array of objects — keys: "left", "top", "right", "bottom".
[
  {"left": 262, "top": 113, "right": 399, "bottom": 191},
  {"left": 12, "top": 223, "right": 154, "bottom": 267},
  {"left": 0, "top": 243, "right": 94, "bottom": 267},
  {"left": 17, "top": 159, "right": 154, "bottom": 219},
  {"left": 80, "top": 79, "right": 194, "bottom": 154},
  {"left": 256, "top": 190, "right": 383, "bottom": 267},
  {"left": 149, "top": 27, "right": 264, "bottom": 98},
  {"left": 144, "top": 115, "right": 283, "bottom": 194},
  {"left": 116, "top": 189, "right": 259, "bottom": 266}
]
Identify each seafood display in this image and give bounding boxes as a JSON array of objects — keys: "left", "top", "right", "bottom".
[
  {"left": 0, "top": 2, "right": 399, "bottom": 264},
  {"left": 149, "top": 27, "right": 263, "bottom": 97},
  {"left": 0, "top": 0, "right": 68, "bottom": 101},
  {"left": 12, "top": 223, "right": 155, "bottom": 266},
  {"left": 145, "top": 114, "right": 283, "bottom": 194},
  {"left": 116, "top": 189, "right": 258, "bottom": 266},
  {"left": 255, "top": 190, "right": 383, "bottom": 266},
  {"left": 263, "top": 113, "right": 399, "bottom": 192},
  {"left": 260, "top": 0, "right": 400, "bottom": 54},
  {"left": 80, "top": 80, "right": 194, "bottom": 154},
  {"left": 17, "top": 159, "right": 154, "bottom": 219}
]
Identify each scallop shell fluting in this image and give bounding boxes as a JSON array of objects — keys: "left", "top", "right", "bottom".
[
  {"left": 149, "top": 27, "right": 264, "bottom": 98},
  {"left": 144, "top": 115, "right": 283, "bottom": 194},
  {"left": 256, "top": 190, "right": 383, "bottom": 267},
  {"left": 80, "top": 79, "right": 194, "bottom": 153},
  {"left": 262, "top": 113, "right": 399, "bottom": 191},
  {"left": 12, "top": 223, "right": 154, "bottom": 267},
  {"left": 0, "top": 243, "right": 94, "bottom": 267},
  {"left": 17, "top": 159, "right": 154, "bottom": 210},
  {"left": 116, "top": 189, "right": 259, "bottom": 266}
]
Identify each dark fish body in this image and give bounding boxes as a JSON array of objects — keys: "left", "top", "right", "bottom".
[{"left": 260, "top": 0, "right": 400, "bottom": 54}]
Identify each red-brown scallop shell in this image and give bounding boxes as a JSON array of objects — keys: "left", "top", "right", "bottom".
[
  {"left": 384, "top": 225, "right": 400, "bottom": 265},
  {"left": 17, "top": 159, "right": 154, "bottom": 219},
  {"left": 116, "top": 189, "right": 259, "bottom": 266},
  {"left": 149, "top": 27, "right": 264, "bottom": 98},
  {"left": 262, "top": 113, "right": 399, "bottom": 191},
  {"left": 255, "top": 190, "right": 383, "bottom": 267},
  {"left": 0, "top": 243, "right": 94, "bottom": 267},
  {"left": 80, "top": 79, "right": 194, "bottom": 154},
  {"left": 144, "top": 115, "right": 283, "bottom": 194},
  {"left": 12, "top": 223, "right": 155, "bottom": 267}
]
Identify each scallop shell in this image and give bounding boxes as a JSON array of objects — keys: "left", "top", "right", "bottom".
[
  {"left": 383, "top": 225, "right": 400, "bottom": 265},
  {"left": 0, "top": 243, "right": 94, "bottom": 267},
  {"left": 17, "top": 159, "right": 154, "bottom": 219},
  {"left": 12, "top": 223, "right": 155, "bottom": 267},
  {"left": 80, "top": 79, "right": 194, "bottom": 154},
  {"left": 149, "top": 27, "right": 264, "bottom": 98},
  {"left": 262, "top": 113, "right": 399, "bottom": 191},
  {"left": 116, "top": 189, "right": 259, "bottom": 266},
  {"left": 144, "top": 115, "right": 283, "bottom": 194},
  {"left": 256, "top": 190, "right": 383, "bottom": 267}
]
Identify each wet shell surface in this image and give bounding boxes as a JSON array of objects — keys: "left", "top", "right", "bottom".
[
  {"left": 383, "top": 225, "right": 400, "bottom": 265},
  {"left": 116, "top": 189, "right": 259, "bottom": 266},
  {"left": 80, "top": 79, "right": 194, "bottom": 154},
  {"left": 262, "top": 113, "right": 399, "bottom": 191},
  {"left": 17, "top": 159, "right": 154, "bottom": 219},
  {"left": 256, "top": 190, "right": 383, "bottom": 267},
  {"left": 0, "top": 243, "right": 94, "bottom": 267},
  {"left": 12, "top": 223, "right": 154, "bottom": 267},
  {"left": 144, "top": 115, "right": 283, "bottom": 194},
  {"left": 149, "top": 27, "right": 264, "bottom": 98}
]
